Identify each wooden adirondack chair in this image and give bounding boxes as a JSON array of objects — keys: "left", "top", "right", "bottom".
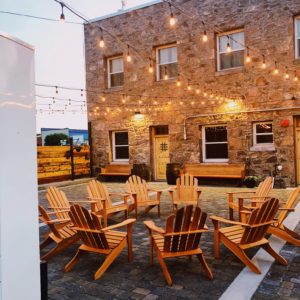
[
  {"left": 144, "top": 205, "right": 213, "bottom": 285},
  {"left": 64, "top": 204, "right": 136, "bottom": 280},
  {"left": 211, "top": 198, "right": 288, "bottom": 274},
  {"left": 227, "top": 176, "right": 273, "bottom": 221},
  {"left": 125, "top": 175, "right": 162, "bottom": 218},
  {"left": 46, "top": 186, "right": 96, "bottom": 221},
  {"left": 168, "top": 174, "right": 201, "bottom": 211},
  {"left": 87, "top": 179, "right": 131, "bottom": 227},
  {"left": 268, "top": 187, "right": 300, "bottom": 246},
  {"left": 39, "top": 205, "right": 79, "bottom": 261}
]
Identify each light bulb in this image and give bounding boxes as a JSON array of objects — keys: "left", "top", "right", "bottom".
[
  {"left": 226, "top": 42, "right": 231, "bottom": 53},
  {"left": 169, "top": 13, "right": 176, "bottom": 26},
  {"left": 187, "top": 85, "right": 192, "bottom": 91},
  {"left": 196, "top": 88, "right": 200, "bottom": 94},
  {"left": 246, "top": 55, "right": 251, "bottom": 63},
  {"left": 127, "top": 55, "right": 131, "bottom": 62},
  {"left": 60, "top": 3, "right": 65, "bottom": 23},
  {"left": 176, "top": 80, "right": 181, "bottom": 87},
  {"left": 99, "top": 38, "right": 104, "bottom": 48},
  {"left": 262, "top": 62, "right": 266, "bottom": 69},
  {"left": 285, "top": 73, "right": 289, "bottom": 79},
  {"left": 202, "top": 31, "right": 208, "bottom": 42},
  {"left": 149, "top": 65, "right": 153, "bottom": 73},
  {"left": 274, "top": 62, "right": 278, "bottom": 75},
  {"left": 164, "top": 74, "right": 168, "bottom": 80},
  {"left": 294, "top": 75, "right": 298, "bottom": 81},
  {"left": 180, "top": 101, "right": 183, "bottom": 105}
]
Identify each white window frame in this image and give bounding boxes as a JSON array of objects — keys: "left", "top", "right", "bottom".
[
  {"left": 253, "top": 122, "right": 274, "bottom": 146},
  {"left": 202, "top": 125, "right": 229, "bottom": 163},
  {"left": 217, "top": 29, "right": 245, "bottom": 71},
  {"left": 107, "top": 56, "right": 124, "bottom": 88},
  {"left": 295, "top": 17, "right": 300, "bottom": 59},
  {"left": 156, "top": 44, "right": 177, "bottom": 81},
  {"left": 112, "top": 131, "right": 129, "bottom": 162}
]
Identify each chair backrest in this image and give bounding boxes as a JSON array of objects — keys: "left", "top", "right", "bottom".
[
  {"left": 69, "top": 204, "right": 109, "bottom": 249},
  {"left": 255, "top": 176, "right": 273, "bottom": 197},
  {"left": 163, "top": 205, "right": 207, "bottom": 252},
  {"left": 176, "top": 174, "right": 198, "bottom": 202},
  {"left": 125, "top": 175, "right": 149, "bottom": 202},
  {"left": 38, "top": 205, "right": 62, "bottom": 239},
  {"left": 46, "top": 186, "right": 70, "bottom": 220},
  {"left": 87, "top": 180, "right": 112, "bottom": 210},
  {"left": 277, "top": 186, "right": 300, "bottom": 225},
  {"left": 240, "top": 198, "right": 279, "bottom": 245}
]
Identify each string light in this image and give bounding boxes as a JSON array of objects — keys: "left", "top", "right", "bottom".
[
  {"left": 176, "top": 77, "right": 181, "bottom": 87},
  {"left": 126, "top": 45, "right": 132, "bottom": 62},
  {"left": 99, "top": 28, "right": 105, "bottom": 48},
  {"left": 196, "top": 87, "right": 200, "bottom": 94},
  {"left": 55, "top": 86, "right": 58, "bottom": 94},
  {"left": 262, "top": 55, "right": 266, "bottom": 69},
  {"left": 168, "top": 2, "right": 176, "bottom": 26},
  {"left": 101, "top": 96, "right": 106, "bottom": 101},
  {"left": 226, "top": 36, "right": 232, "bottom": 53},
  {"left": 80, "top": 89, "right": 83, "bottom": 96},
  {"left": 164, "top": 67, "right": 168, "bottom": 80},
  {"left": 294, "top": 72, "right": 298, "bottom": 82},
  {"left": 202, "top": 30, "right": 208, "bottom": 42},
  {"left": 274, "top": 61, "right": 279, "bottom": 75},
  {"left": 148, "top": 60, "right": 153, "bottom": 73},
  {"left": 203, "top": 92, "right": 207, "bottom": 97},
  {"left": 187, "top": 82, "right": 192, "bottom": 91},
  {"left": 59, "top": 3, "right": 65, "bottom": 22},
  {"left": 285, "top": 67, "right": 289, "bottom": 79},
  {"left": 245, "top": 47, "right": 251, "bottom": 63}
]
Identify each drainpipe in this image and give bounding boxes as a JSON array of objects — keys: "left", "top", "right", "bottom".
[{"left": 183, "top": 105, "right": 300, "bottom": 140}]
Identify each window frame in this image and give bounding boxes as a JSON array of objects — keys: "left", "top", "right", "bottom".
[
  {"left": 156, "top": 44, "right": 178, "bottom": 81},
  {"left": 253, "top": 122, "right": 274, "bottom": 146},
  {"left": 202, "top": 124, "right": 229, "bottom": 163},
  {"left": 295, "top": 17, "right": 300, "bottom": 59},
  {"left": 112, "top": 130, "right": 129, "bottom": 162},
  {"left": 217, "top": 29, "right": 245, "bottom": 71},
  {"left": 107, "top": 56, "right": 124, "bottom": 89}
]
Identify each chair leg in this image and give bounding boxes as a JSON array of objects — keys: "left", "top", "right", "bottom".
[
  {"left": 269, "top": 226, "right": 300, "bottom": 246},
  {"left": 197, "top": 253, "right": 213, "bottom": 280},
  {"left": 124, "top": 209, "right": 128, "bottom": 220},
  {"left": 214, "top": 231, "right": 220, "bottom": 259},
  {"left": 224, "top": 241, "right": 261, "bottom": 274},
  {"left": 127, "top": 225, "right": 133, "bottom": 262},
  {"left": 94, "top": 241, "right": 125, "bottom": 280},
  {"left": 40, "top": 236, "right": 52, "bottom": 250},
  {"left": 149, "top": 237, "right": 154, "bottom": 265},
  {"left": 158, "top": 204, "right": 160, "bottom": 218},
  {"left": 262, "top": 243, "right": 288, "bottom": 266},
  {"left": 155, "top": 245, "right": 172, "bottom": 286},
  {"left": 229, "top": 207, "right": 234, "bottom": 221},
  {"left": 64, "top": 248, "right": 85, "bottom": 272}
]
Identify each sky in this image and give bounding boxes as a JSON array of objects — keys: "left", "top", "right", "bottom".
[{"left": 0, "top": 0, "right": 150, "bottom": 132}]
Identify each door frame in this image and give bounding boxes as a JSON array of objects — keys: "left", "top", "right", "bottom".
[{"left": 154, "top": 134, "right": 169, "bottom": 181}]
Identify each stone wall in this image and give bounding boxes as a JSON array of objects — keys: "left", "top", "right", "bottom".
[{"left": 85, "top": 0, "right": 300, "bottom": 186}]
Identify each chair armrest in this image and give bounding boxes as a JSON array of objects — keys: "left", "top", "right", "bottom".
[
  {"left": 227, "top": 191, "right": 256, "bottom": 195},
  {"left": 109, "top": 192, "right": 130, "bottom": 197},
  {"left": 46, "top": 218, "right": 71, "bottom": 225},
  {"left": 148, "top": 188, "right": 163, "bottom": 193},
  {"left": 46, "top": 209, "right": 70, "bottom": 215},
  {"left": 196, "top": 188, "right": 202, "bottom": 192},
  {"left": 102, "top": 218, "right": 136, "bottom": 231},
  {"left": 69, "top": 200, "right": 98, "bottom": 204},
  {"left": 48, "top": 206, "right": 70, "bottom": 210},
  {"left": 144, "top": 220, "right": 165, "bottom": 234},
  {"left": 165, "top": 229, "right": 208, "bottom": 237},
  {"left": 278, "top": 208, "right": 295, "bottom": 211},
  {"left": 210, "top": 215, "right": 249, "bottom": 227},
  {"left": 87, "top": 197, "right": 104, "bottom": 203}
]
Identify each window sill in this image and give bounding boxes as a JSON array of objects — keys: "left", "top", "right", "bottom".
[
  {"left": 293, "top": 58, "right": 300, "bottom": 65},
  {"left": 250, "top": 145, "right": 275, "bottom": 152},
  {"left": 105, "top": 86, "right": 124, "bottom": 92},
  {"left": 202, "top": 160, "right": 229, "bottom": 163},
  {"left": 154, "top": 78, "right": 177, "bottom": 84},
  {"left": 110, "top": 161, "right": 130, "bottom": 164},
  {"left": 215, "top": 67, "right": 244, "bottom": 77}
]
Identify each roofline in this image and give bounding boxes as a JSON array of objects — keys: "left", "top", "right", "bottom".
[
  {"left": 0, "top": 31, "right": 34, "bottom": 51},
  {"left": 87, "top": 0, "right": 163, "bottom": 24}
]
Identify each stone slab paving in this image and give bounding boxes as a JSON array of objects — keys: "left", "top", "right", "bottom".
[{"left": 39, "top": 181, "right": 299, "bottom": 299}]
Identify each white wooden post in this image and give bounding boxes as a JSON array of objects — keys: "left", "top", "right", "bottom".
[{"left": 0, "top": 32, "right": 40, "bottom": 299}]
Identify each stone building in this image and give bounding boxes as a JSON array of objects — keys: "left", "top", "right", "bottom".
[{"left": 85, "top": 0, "right": 300, "bottom": 186}]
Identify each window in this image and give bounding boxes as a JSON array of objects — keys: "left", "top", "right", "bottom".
[
  {"left": 156, "top": 45, "right": 178, "bottom": 81},
  {"left": 217, "top": 31, "right": 244, "bottom": 71},
  {"left": 202, "top": 125, "right": 228, "bottom": 162},
  {"left": 112, "top": 131, "right": 129, "bottom": 161},
  {"left": 295, "top": 18, "right": 300, "bottom": 59},
  {"left": 108, "top": 57, "right": 124, "bottom": 88},
  {"left": 253, "top": 122, "right": 273, "bottom": 145}
]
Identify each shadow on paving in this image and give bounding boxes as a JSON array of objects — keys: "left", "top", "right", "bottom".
[{"left": 39, "top": 181, "right": 294, "bottom": 300}]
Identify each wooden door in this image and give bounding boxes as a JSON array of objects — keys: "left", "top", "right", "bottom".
[
  {"left": 296, "top": 128, "right": 300, "bottom": 185},
  {"left": 155, "top": 135, "right": 170, "bottom": 180}
]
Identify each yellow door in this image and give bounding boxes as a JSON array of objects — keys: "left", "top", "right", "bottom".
[
  {"left": 155, "top": 135, "right": 170, "bottom": 180},
  {"left": 296, "top": 129, "right": 300, "bottom": 184}
]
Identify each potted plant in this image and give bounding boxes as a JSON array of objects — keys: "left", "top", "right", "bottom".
[{"left": 243, "top": 176, "right": 258, "bottom": 188}]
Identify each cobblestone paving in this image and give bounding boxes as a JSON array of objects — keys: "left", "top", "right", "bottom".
[{"left": 39, "top": 181, "right": 298, "bottom": 299}]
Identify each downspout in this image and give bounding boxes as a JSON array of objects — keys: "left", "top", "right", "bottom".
[{"left": 183, "top": 105, "right": 300, "bottom": 140}]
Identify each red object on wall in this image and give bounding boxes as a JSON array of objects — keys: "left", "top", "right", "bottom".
[{"left": 280, "top": 119, "right": 289, "bottom": 127}]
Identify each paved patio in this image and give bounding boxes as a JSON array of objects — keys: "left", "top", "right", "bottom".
[{"left": 39, "top": 180, "right": 299, "bottom": 300}]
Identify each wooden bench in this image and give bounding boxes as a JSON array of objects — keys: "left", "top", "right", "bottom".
[
  {"left": 100, "top": 164, "right": 132, "bottom": 179},
  {"left": 180, "top": 163, "right": 246, "bottom": 180}
]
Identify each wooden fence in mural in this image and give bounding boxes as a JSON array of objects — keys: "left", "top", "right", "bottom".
[{"left": 37, "top": 145, "right": 90, "bottom": 183}]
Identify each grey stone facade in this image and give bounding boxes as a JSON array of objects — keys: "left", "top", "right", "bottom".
[{"left": 85, "top": 0, "right": 300, "bottom": 186}]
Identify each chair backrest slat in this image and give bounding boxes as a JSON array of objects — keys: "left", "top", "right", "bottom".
[
  {"left": 176, "top": 174, "right": 198, "bottom": 203},
  {"left": 255, "top": 176, "right": 273, "bottom": 198},
  {"left": 69, "top": 205, "right": 109, "bottom": 249},
  {"left": 87, "top": 180, "right": 112, "bottom": 210},
  {"left": 240, "top": 198, "right": 279, "bottom": 244},
  {"left": 125, "top": 175, "right": 149, "bottom": 203},
  {"left": 277, "top": 186, "right": 300, "bottom": 225},
  {"left": 46, "top": 186, "right": 70, "bottom": 220},
  {"left": 164, "top": 205, "right": 207, "bottom": 253}
]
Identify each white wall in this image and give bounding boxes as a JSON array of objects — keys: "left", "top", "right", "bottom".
[{"left": 0, "top": 32, "right": 40, "bottom": 299}]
